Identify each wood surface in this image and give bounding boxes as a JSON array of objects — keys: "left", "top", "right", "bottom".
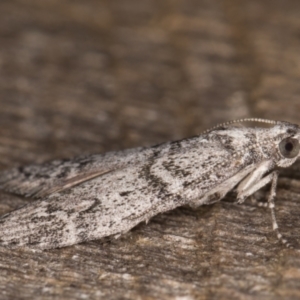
[{"left": 1, "top": 0, "right": 300, "bottom": 299}]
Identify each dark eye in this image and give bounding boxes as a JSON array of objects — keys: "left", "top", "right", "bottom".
[{"left": 279, "top": 137, "right": 300, "bottom": 158}]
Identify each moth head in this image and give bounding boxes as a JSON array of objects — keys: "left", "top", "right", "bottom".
[
  {"left": 227, "top": 119, "right": 300, "bottom": 168},
  {"left": 271, "top": 121, "right": 300, "bottom": 168},
  {"left": 205, "top": 118, "right": 300, "bottom": 168}
]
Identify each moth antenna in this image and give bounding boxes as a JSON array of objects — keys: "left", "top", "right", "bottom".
[{"left": 203, "top": 118, "right": 278, "bottom": 134}]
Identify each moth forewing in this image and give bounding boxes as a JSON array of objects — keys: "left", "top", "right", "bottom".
[
  {"left": 193, "top": 164, "right": 257, "bottom": 207},
  {"left": 0, "top": 118, "right": 300, "bottom": 249},
  {"left": 0, "top": 146, "right": 151, "bottom": 199}
]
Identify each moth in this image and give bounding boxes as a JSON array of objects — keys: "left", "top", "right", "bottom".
[{"left": 0, "top": 118, "right": 299, "bottom": 249}]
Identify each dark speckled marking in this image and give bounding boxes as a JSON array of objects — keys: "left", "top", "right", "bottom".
[{"left": 119, "top": 191, "right": 132, "bottom": 197}]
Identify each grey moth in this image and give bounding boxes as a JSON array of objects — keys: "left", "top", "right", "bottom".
[{"left": 0, "top": 118, "right": 299, "bottom": 249}]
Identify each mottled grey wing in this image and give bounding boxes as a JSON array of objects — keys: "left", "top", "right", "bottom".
[
  {"left": 0, "top": 147, "right": 150, "bottom": 198},
  {"left": 0, "top": 133, "right": 256, "bottom": 249},
  {"left": 0, "top": 164, "right": 184, "bottom": 249}
]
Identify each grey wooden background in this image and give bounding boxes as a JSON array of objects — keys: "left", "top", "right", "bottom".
[{"left": 1, "top": 0, "right": 300, "bottom": 299}]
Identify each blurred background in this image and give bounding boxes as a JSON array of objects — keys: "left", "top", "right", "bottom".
[
  {"left": 1, "top": 1, "right": 300, "bottom": 299},
  {"left": 1, "top": 0, "right": 300, "bottom": 167}
]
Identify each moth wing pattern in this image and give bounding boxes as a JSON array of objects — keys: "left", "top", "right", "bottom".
[
  {"left": 0, "top": 147, "right": 150, "bottom": 198},
  {"left": 0, "top": 128, "right": 262, "bottom": 249},
  {"left": 0, "top": 164, "right": 182, "bottom": 249}
]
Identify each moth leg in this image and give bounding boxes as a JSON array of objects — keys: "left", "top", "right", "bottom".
[
  {"left": 236, "top": 160, "right": 274, "bottom": 198},
  {"left": 236, "top": 172, "right": 274, "bottom": 204},
  {"left": 238, "top": 171, "right": 292, "bottom": 248},
  {"left": 267, "top": 171, "right": 291, "bottom": 248}
]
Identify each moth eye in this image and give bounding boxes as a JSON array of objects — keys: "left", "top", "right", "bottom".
[{"left": 279, "top": 137, "right": 300, "bottom": 158}]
